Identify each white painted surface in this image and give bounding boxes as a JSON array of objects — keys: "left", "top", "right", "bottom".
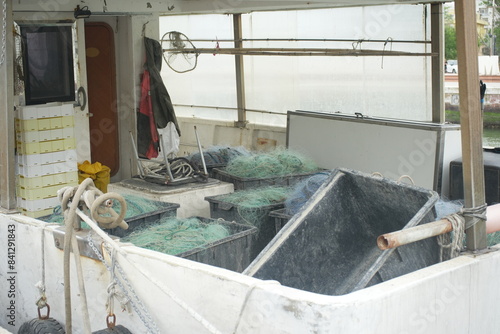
[
  {"left": 177, "top": 117, "right": 287, "bottom": 155},
  {"left": 1, "top": 215, "right": 500, "bottom": 334},
  {"left": 287, "top": 111, "right": 462, "bottom": 195},
  {"left": 108, "top": 180, "right": 234, "bottom": 218}
]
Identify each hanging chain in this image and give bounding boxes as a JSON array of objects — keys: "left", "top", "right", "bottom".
[
  {"left": 0, "top": 0, "right": 7, "bottom": 66},
  {"left": 87, "top": 232, "right": 161, "bottom": 334}
]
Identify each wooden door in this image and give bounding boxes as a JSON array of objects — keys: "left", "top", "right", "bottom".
[{"left": 85, "top": 22, "right": 119, "bottom": 176}]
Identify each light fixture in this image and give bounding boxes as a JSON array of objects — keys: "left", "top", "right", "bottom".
[{"left": 74, "top": 5, "right": 92, "bottom": 19}]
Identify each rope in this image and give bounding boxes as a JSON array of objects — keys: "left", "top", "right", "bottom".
[
  {"left": 35, "top": 228, "right": 47, "bottom": 310},
  {"left": 61, "top": 178, "right": 94, "bottom": 334},
  {"left": 438, "top": 213, "right": 465, "bottom": 261},
  {"left": 437, "top": 204, "right": 488, "bottom": 261},
  {"left": 81, "top": 208, "right": 224, "bottom": 334},
  {"left": 462, "top": 203, "right": 487, "bottom": 229},
  {"left": 106, "top": 248, "right": 117, "bottom": 317}
]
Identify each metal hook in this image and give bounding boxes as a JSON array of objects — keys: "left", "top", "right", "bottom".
[
  {"left": 106, "top": 313, "right": 116, "bottom": 329},
  {"left": 37, "top": 303, "right": 50, "bottom": 320},
  {"left": 352, "top": 39, "right": 364, "bottom": 50},
  {"left": 142, "top": 21, "right": 149, "bottom": 37}
]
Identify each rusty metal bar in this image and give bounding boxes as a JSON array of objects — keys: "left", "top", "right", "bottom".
[{"left": 377, "top": 219, "right": 453, "bottom": 250}]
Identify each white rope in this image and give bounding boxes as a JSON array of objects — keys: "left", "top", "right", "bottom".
[
  {"left": 106, "top": 248, "right": 117, "bottom": 316},
  {"left": 35, "top": 228, "right": 47, "bottom": 309},
  {"left": 61, "top": 178, "right": 100, "bottom": 334}
]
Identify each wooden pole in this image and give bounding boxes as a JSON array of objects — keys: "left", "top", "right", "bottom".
[
  {"left": 455, "top": 0, "right": 487, "bottom": 250},
  {"left": 0, "top": 0, "right": 16, "bottom": 211}
]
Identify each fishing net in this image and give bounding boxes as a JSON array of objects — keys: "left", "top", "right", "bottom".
[
  {"left": 39, "top": 194, "right": 169, "bottom": 228},
  {"left": 215, "top": 186, "right": 291, "bottom": 228},
  {"left": 224, "top": 148, "right": 319, "bottom": 178},
  {"left": 284, "top": 172, "right": 331, "bottom": 216},
  {"left": 188, "top": 146, "right": 251, "bottom": 169},
  {"left": 121, "top": 217, "right": 230, "bottom": 255}
]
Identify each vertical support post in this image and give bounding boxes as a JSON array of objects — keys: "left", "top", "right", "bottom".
[
  {"left": 431, "top": 3, "right": 445, "bottom": 124},
  {"left": 233, "top": 14, "right": 247, "bottom": 128},
  {"left": 0, "top": 0, "right": 16, "bottom": 211},
  {"left": 455, "top": 0, "right": 487, "bottom": 250}
]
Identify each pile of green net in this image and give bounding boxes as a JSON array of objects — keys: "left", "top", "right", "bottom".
[
  {"left": 39, "top": 194, "right": 169, "bottom": 227},
  {"left": 214, "top": 186, "right": 292, "bottom": 227},
  {"left": 121, "top": 217, "right": 230, "bottom": 255},
  {"left": 224, "top": 148, "right": 319, "bottom": 178}
]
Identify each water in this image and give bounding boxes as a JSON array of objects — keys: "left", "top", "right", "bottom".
[{"left": 483, "top": 129, "right": 500, "bottom": 147}]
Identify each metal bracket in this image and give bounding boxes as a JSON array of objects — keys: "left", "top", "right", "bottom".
[
  {"left": 53, "top": 226, "right": 118, "bottom": 261},
  {"left": 234, "top": 120, "right": 248, "bottom": 128}
]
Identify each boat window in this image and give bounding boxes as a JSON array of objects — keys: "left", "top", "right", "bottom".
[{"left": 19, "top": 24, "right": 75, "bottom": 105}]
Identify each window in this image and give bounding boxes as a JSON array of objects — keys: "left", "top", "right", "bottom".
[{"left": 20, "top": 24, "right": 75, "bottom": 105}]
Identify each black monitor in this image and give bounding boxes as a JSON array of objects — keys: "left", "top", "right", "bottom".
[{"left": 20, "top": 24, "right": 75, "bottom": 105}]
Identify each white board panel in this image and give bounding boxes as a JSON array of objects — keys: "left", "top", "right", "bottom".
[{"left": 287, "top": 110, "right": 461, "bottom": 193}]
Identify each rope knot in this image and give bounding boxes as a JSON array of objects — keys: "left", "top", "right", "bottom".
[{"left": 460, "top": 203, "right": 487, "bottom": 229}]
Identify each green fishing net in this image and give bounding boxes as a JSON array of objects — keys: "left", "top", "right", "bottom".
[
  {"left": 224, "top": 148, "right": 319, "bottom": 178},
  {"left": 214, "top": 186, "right": 292, "bottom": 228},
  {"left": 120, "top": 217, "right": 230, "bottom": 255},
  {"left": 488, "top": 232, "right": 500, "bottom": 246}
]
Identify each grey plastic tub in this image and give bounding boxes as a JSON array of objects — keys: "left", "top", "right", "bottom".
[
  {"left": 177, "top": 217, "right": 257, "bottom": 272},
  {"left": 212, "top": 167, "right": 320, "bottom": 190},
  {"left": 205, "top": 195, "right": 284, "bottom": 261},
  {"left": 244, "top": 168, "right": 440, "bottom": 296},
  {"left": 268, "top": 208, "right": 292, "bottom": 234}
]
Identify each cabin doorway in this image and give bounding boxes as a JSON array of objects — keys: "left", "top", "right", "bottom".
[{"left": 84, "top": 22, "right": 119, "bottom": 176}]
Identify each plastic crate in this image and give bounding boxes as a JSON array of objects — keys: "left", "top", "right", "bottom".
[
  {"left": 177, "top": 217, "right": 257, "bottom": 272},
  {"left": 205, "top": 195, "right": 284, "bottom": 260},
  {"left": 268, "top": 208, "right": 292, "bottom": 233},
  {"left": 106, "top": 201, "right": 180, "bottom": 237},
  {"left": 212, "top": 167, "right": 320, "bottom": 190},
  {"left": 245, "top": 168, "right": 440, "bottom": 296}
]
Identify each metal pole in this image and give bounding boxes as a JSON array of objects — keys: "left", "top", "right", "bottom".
[
  {"left": 431, "top": 3, "right": 445, "bottom": 123},
  {"left": 194, "top": 126, "right": 208, "bottom": 176},
  {"left": 455, "top": 0, "right": 488, "bottom": 250},
  {"left": 377, "top": 219, "right": 453, "bottom": 250},
  {"left": 233, "top": 13, "right": 247, "bottom": 128}
]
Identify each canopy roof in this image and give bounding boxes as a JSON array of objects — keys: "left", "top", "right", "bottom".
[{"left": 12, "top": 0, "right": 452, "bottom": 15}]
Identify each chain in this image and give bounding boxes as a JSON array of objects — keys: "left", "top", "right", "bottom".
[
  {"left": 87, "top": 232, "right": 161, "bottom": 334},
  {"left": 0, "top": 0, "right": 7, "bottom": 66}
]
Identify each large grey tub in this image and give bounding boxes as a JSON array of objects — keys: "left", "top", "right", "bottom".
[{"left": 244, "top": 168, "right": 440, "bottom": 295}]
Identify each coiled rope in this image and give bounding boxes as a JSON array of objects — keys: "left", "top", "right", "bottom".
[{"left": 61, "top": 178, "right": 223, "bottom": 334}]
